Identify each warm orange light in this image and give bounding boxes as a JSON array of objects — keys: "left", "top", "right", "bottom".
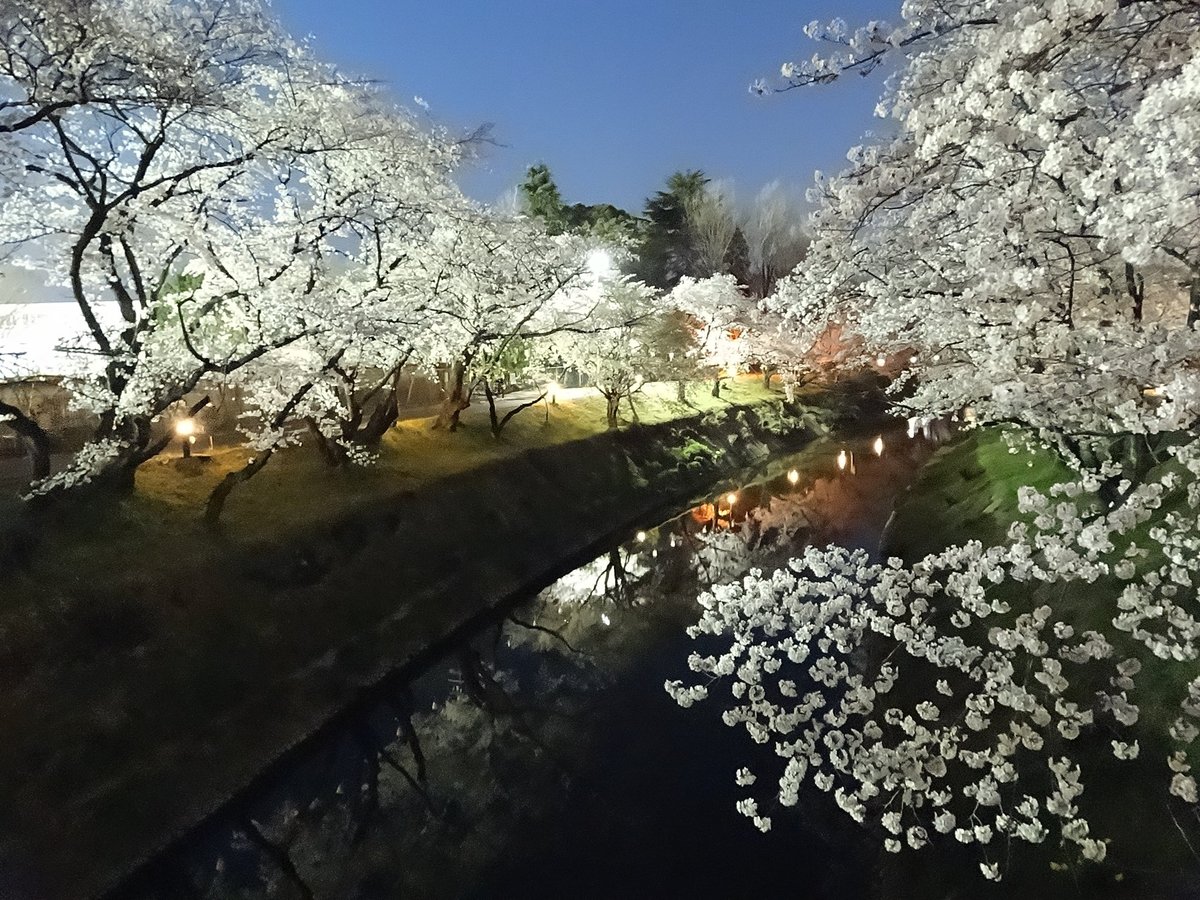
[
  {"left": 873, "top": 435, "right": 884, "bottom": 456},
  {"left": 787, "top": 468, "right": 800, "bottom": 485},
  {"left": 837, "top": 450, "right": 848, "bottom": 471},
  {"left": 174, "top": 417, "right": 196, "bottom": 438},
  {"left": 726, "top": 492, "right": 738, "bottom": 507}
]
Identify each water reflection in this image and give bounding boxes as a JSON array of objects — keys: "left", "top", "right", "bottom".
[{"left": 115, "top": 430, "right": 937, "bottom": 900}]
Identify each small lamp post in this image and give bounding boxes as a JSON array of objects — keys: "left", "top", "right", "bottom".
[{"left": 175, "top": 417, "right": 197, "bottom": 458}]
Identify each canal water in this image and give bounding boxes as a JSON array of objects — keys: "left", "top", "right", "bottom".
[{"left": 112, "top": 428, "right": 1200, "bottom": 899}]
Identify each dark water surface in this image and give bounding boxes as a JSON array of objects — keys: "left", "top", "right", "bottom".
[{"left": 113, "top": 429, "right": 1200, "bottom": 900}]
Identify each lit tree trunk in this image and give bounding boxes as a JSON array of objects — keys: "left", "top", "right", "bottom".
[
  {"left": 711, "top": 376, "right": 722, "bottom": 398},
  {"left": 357, "top": 388, "right": 400, "bottom": 445},
  {"left": 354, "top": 365, "right": 405, "bottom": 447},
  {"left": 761, "top": 367, "right": 776, "bottom": 391},
  {"left": 676, "top": 380, "right": 687, "bottom": 402},
  {"left": 432, "top": 358, "right": 469, "bottom": 432}
]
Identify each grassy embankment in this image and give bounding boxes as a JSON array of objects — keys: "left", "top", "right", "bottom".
[
  {"left": 885, "top": 427, "right": 1200, "bottom": 887},
  {"left": 0, "top": 379, "right": 780, "bottom": 570}
]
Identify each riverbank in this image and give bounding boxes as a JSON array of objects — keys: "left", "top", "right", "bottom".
[
  {"left": 118, "top": 424, "right": 935, "bottom": 900},
  {"left": 0, "top": 384, "right": 867, "bottom": 899}
]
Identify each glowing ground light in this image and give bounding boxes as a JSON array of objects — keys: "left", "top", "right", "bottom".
[
  {"left": 636, "top": 530, "right": 647, "bottom": 542},
  {"left": 726, "top": 492, "right": 738, "bottom": 507},
  {"left": 837, "top": 450, "right": 848, "bottom": 471},
  {"left": 873, "top": 435, "right": 885, "bottom": 456},
  {"left": 787, "top": 468, "right": 800, "bottom": 484},
  {"left": 175, "top": 417, "right": 196, "bottom": 438},
  {"left": 547, "top": 381, "right": 559, "bottom": 403},
  {"left": 876, "top": 355, "right": 887, "bottom": 367},
  {"left": 601, "top": 612, "right": 611, "bottom": 626}
]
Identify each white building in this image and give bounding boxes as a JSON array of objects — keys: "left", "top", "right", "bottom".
[{"left": 0, "top": 302, "right": 118, "bottom": 379}]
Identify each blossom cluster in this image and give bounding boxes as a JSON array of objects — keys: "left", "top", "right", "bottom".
[{"left": 670, "top": 436, "right": 1200, "bottom": 877}]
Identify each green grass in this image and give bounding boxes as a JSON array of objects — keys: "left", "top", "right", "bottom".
[
  {"left": 885, "top": 426, "right": 1074, "bottom": 560},
  {"left": 127, "top": 377, "right": 781, "bottom": 536}
]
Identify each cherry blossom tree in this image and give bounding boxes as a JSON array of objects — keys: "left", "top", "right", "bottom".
[
  {"left": 556, "top": 277, "right": 659, "bottom": 428},
  {"left": 673, "top": 0, "right": 1200, "bottom": 881},
  {"left": 666, "top": 274, "right": 751, "bottom": 398},
  {"left": 406, "top": 215, "right": 591, "bottom": 433},
  {"left": 0, "top": 0, "right": 462, "bottom": 496},
  {"left": 765, "top": 0, "right": 1200, "bottom": 443}
]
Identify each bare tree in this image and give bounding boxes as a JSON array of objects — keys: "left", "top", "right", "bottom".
[
  {"left": 684, "top": 182, "right": 738, "bottom": 278},
  {"left": 742, "top": 181, "right": 809, "bottom": 298}
]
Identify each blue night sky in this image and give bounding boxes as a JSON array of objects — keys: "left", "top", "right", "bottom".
[{"left": 273, "top": 0, "right": 900, "bottom": 214}]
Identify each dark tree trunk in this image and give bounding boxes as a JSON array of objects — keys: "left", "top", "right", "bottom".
[
  {"left": 484, "top": 379, "right": 500, "bottom": 437},
  {"left": 711, "top": 376, "right": 722, "bottom": 398},
  {"left": 242, "top": 819, "right": 314, "bottom": 900},
  {"left": 483, "top": 379, "right": 545, "bottom": 439},
  {"left": 1126, "top": 262, "right": 1145, "bottom": 324},
  {"left": 205, "top": 447, "right": 277, "bottom": 528},
  {"left": 314, "top": 365, "right": 405, "bottom": 466},
  {"left": 357, "top": 384, "right": 400, "bottom": 446},
  {"left": 1189, "top": 276, "right": 1200, "bottom": 329},
  {"left": 605, "top": 393, "right": 621, "bottom": 429},
  {"left": 205, "top": 378, "right": 318, "bottom": 527},
  {"left": 304, "top": 416, "right": 347, "bottom": 467},
  {"left": 73, "top": 396, "right": 212, "bottom": 496},
  {"left": 761, "top": 367, "right": 776, "bottom": 391},
  {"left": 676, "top": 380, "right": 686, "bottom": 402},
  {"left": 0, "top": 401, "right": 51, "bottom": 481}
]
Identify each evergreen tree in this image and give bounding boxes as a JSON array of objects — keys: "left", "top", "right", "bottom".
[
  {"left": 637, "top": 169, "right": 708, "bottom": 289},
  {"left": 518, "top": 164, "right": 566, "bottom": 233}
]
